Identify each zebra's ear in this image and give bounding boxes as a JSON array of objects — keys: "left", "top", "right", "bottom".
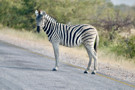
[{"left": 35, "top": 10, "right": 38, "bottom": 17}]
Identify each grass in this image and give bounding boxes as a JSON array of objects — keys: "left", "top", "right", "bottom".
[
  {"left": 99, "top": 47, "right": 135, "bottom": 71},
  {"left": 0, "top": 27, "right": 135, "bottom": 72},
  {"left": 0, "top": 27, "right": 48, "bottom": 42}
]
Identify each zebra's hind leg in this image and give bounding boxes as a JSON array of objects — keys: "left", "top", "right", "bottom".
[
  {"left": 52, "top": 43, "right": 59, "bottom": 71},
  {"left": 91, "top": 50, "right": 98, "bottom": 74},
  {"left": 84, "top": 56, "right": 92, "bottom": 74},
  {"left": 84, "top": 45, "right": 98, "bottom": 74},
  {"left": 84, "top": 46, "right": 92, "bottom": 74}
]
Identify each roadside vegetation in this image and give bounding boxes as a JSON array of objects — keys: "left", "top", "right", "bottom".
[{"left": 0, "top": 0, "right": 135, "bottom": 63}]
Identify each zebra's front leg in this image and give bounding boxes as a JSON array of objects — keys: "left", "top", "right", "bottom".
[{"left": 52, "top": 43, "right": 59, "bottom": 71}]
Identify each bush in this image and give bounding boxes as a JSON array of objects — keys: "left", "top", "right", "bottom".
[
  {"left": 126, "top": 36, "right": 135, "bottom": 58},
  {"left": 0, "top": 0, "right": 115, "bottom": 30},
  {"left": 112, "top": 36, "right": 135, "bottom": 59},
  {"left": 0, "top": 0, "right": 36, "bottom": 30}
]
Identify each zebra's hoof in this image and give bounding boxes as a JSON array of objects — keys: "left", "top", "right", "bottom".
[
  {"left": 91, "top": 71, "right": 96, "bottom": 75},
  {"left": 84, "top": 70, "right": 89, "bottom": 74},
  {"left": 52, "top": 67, "right": 58, "bottom": 71}
]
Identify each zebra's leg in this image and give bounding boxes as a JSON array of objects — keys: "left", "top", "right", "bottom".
[
  {"left": 84, "top": 45, "right": 98, "bottom": 74},
  {"left": 84, "top": 46, "right": 92, "bottom": 74},
  {"left": 91, "top": 49, "right": 98, "bottom": 74},
  {"left": 52, "top": 43, "right": 59, "bottom": 71}
]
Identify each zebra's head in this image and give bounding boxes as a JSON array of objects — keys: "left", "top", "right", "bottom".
[
  {"left": 35, "top": 10, "right": 56, "bottom": 32},
  {"left": 35, "top": 10, "right": 46, "bottom": 31}
]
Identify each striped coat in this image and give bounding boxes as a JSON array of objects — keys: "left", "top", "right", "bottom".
[
  {"left": 43, "top": 20, "right": 98, "bottom": 48},
  {"left": 35, "top": 10, "right": 99, "bottom": 74}
]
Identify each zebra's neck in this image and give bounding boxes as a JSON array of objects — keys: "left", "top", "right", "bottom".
[
  {"left": 43, "top": 14, "right": 58, "bottom": 35},
  {"left": 43, "top": 21, "right": 59, "bottom": 39},
  {"left": 45, "top": 14, "right": 57, "bottom": 23}
]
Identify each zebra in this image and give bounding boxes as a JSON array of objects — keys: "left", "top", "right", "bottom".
[{"left": 35, "top": 10, "right": 99, "bottom": 74}]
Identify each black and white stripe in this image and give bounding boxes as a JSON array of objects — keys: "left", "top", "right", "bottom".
[
  {"left": 35, "top": 10, "right": 99, "bottom": 74},
  {"left": 43, "top": 15, "right": 98, "bottom": 47}
]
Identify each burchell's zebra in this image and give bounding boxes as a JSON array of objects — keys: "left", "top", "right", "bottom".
[{"left": 35, "top": 10, "right": 99, "bottom": 74}]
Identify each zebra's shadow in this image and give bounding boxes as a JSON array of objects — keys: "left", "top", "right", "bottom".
[{"left": 0, "top": 65, "right": 51, "bottom": 72}]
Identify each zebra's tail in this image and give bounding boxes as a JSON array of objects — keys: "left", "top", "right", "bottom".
[{"left": 94, "top": 34, "right": 99, "bottom": 52}]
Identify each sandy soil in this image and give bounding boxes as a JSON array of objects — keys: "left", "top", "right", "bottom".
[{"left": 0, "top": 30, "right": 135, "bottom": 85}]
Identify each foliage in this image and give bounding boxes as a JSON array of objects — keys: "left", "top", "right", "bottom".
[
  {"left": 111, "top": 36, "right": 135, "bottom": 60},
  {"left": 0, "top": 0, "right": 115, "bottom": 30},
  {"left": 94, "top": 11, "right": 134, "bottom": 40},
  {"left": 0, "top": 0, "right": 36, "bottom": 30}
]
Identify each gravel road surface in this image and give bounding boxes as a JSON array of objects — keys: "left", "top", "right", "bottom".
[{"left": 0, "top": 40, "right": 134, "bottom": 90}]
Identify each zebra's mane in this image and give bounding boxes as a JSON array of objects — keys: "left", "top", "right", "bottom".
[{"left": 45, "top": 14, "right": 57, "bottom": 23}]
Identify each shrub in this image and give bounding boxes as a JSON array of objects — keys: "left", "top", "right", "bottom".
[{"left": 112, "top": 36, "right": 135, "bottom": 59}]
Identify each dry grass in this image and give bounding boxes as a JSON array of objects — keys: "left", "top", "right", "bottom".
[
  {"left": 60, "top": 45, "right": 135, "bottom": 71},
  {"left": 98, "top": 49, "right": 135, "bottom": 71},
  {"left": 0, "top": 27, "right": 48, "bottom": 44},
  {"left": 119, "top": 28, "right": 135, "bottom": 37},
  {"left": 0, "top": 27, "right": 135, "bottom": 72}
]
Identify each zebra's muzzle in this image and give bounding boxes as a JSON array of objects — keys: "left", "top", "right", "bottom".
[{"left": 37, "top": 26, "right": 40, "bottom": 33}]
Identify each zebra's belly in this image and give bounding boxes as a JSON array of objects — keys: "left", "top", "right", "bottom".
[
  {"left": 59, "top": 38, "right": 82, "bottom": 47},
  {"left": 60, "top": 42, "right": 82, "bottom": 47}
]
